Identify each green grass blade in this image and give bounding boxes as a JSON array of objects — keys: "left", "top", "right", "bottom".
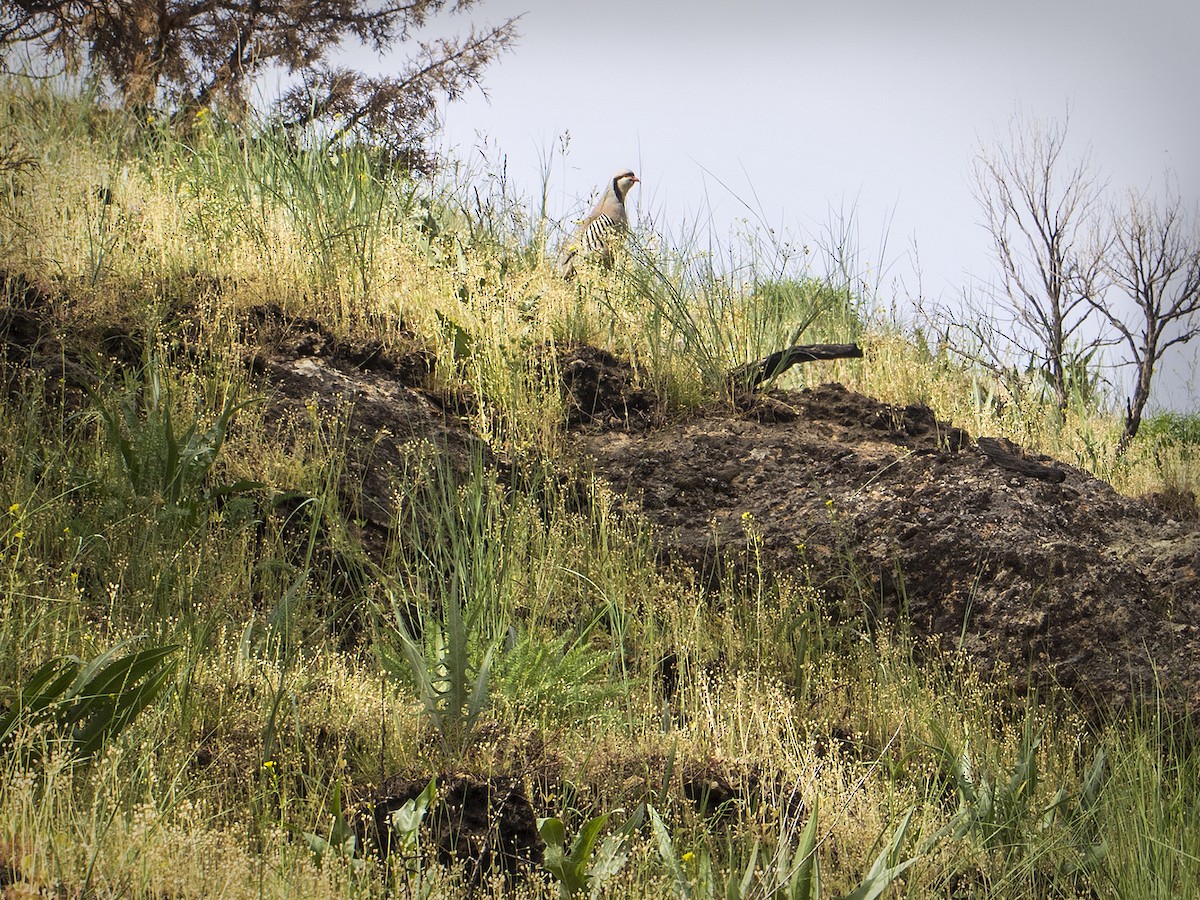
[
  {"left": 840, "top": 807, "right": 917, "bottom": 900},
  {"left": 789, "top": 797, "right": 820, "bottom": 900}
]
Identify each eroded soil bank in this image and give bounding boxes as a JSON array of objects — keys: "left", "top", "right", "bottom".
[
  {"left": 5, "top": 291, "right": 1198, "bottom": 717},
  {"left": 561, "top": 347, "right": 1200, "bottom": 715}
]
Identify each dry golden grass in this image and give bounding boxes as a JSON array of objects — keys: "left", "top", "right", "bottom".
[{"left": 1, "top": 79, "right": 1197, "bottom": 899}]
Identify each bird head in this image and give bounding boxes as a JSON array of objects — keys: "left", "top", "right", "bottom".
[{"left": 611, "top": 169, "right": 639, "bottom": 201}]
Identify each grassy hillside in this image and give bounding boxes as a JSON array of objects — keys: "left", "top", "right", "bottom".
[{"left": 1, "top": 78, "right": 1198, "bottom": 898}]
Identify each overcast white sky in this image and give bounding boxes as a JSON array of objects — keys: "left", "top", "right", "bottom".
[{"left": 408, "top": 0, "right": 1200, "bottom": 410}]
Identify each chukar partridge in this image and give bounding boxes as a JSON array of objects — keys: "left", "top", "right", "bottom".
[{"left": 558, "top": 169, "right": 639, "bottom": 279}]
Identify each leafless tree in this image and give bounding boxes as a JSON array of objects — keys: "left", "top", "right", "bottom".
[
  {"left": 1095, "top": 182, "right": 1200, "bottom": 452},
  {"left": 0, "top": 0, "right": 518, "bottom": 169},
  {"left": 967, "top": 113, "right": 1110, "bottom": 413}
]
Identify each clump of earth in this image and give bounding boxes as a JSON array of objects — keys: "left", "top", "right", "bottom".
[
  {"left": 555, "top": 347, "right": 1200, "bottom": 716},
  {"left": 248, "top": 322, "right": 1200, "bottom": 717}
]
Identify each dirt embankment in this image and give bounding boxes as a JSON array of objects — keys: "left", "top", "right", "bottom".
[
  {"left": 560, "top": 347, "right": 1200, "bottom": 715},
  {"left": 3, "top": 289, "right": 1198, "bottom": 715}
]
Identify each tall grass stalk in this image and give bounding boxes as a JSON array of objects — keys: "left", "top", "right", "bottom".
[{"left": 618, "top": 221, "right": 862, "bottom": 402}]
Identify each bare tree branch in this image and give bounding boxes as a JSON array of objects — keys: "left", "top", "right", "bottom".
[
  {"left": 1093, "top": 179, "right": 1200, "bottom": 452},
  {"left": 965, "top": 112, "right": 1110, "bottom": 414}
]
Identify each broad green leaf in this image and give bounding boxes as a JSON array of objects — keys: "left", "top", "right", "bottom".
[
  {"left": 790, "top": 797, "right": 820, "bottom": 900},
  {"left": 649, "top": 805, "right": 692, "bottom": 900},
  {"left": 841, "top": 807, "right": 917, "bottom": 900},
  {"left": 539, "top": 816, "right": 567, "bottom": 849}
]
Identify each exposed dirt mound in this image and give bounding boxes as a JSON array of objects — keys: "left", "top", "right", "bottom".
[
  {"left": 558, "top": 344, "right": 656, "bottom": 429},
  {"left": 247, "top": 304, "right": 484, "bottom": 559},
  {"left": 0, "top": 292, "right": 483, "bottom": 643},
  {"left": 0, "top": 269, "right": 144, "bottom": 405},
  {"left": 568, "top": 377, "right": 1200, "bottom": 715},
  {"left": 368, "top": 774, "right": 540, "bottom": 885}
]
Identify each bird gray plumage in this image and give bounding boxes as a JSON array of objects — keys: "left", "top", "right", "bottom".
[{"left": 558, "top": 169, "right": 639, "bottom": 279}]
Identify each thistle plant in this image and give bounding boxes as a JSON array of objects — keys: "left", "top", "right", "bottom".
[
  {"left": 650, "top": 799, "right": 923, "bottom": 900},
  {"left": 930, "top": 710, "right": 1109, "bottom": 875},
  {"left": 379, "top": 586, "right": 497, "bottom": 758},
  {"left": 90, "top": 357, "right": 261, "bottom": 529}
]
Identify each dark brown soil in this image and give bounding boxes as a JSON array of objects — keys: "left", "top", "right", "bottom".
[
  {"left": 566, "top": 373, "right": 1200, "bottom": 716},
  {"left": 368, "top": 774, "right": 540, "bottom": 885},
  {"left": 558, "top": 344, "right": 657, "bottom": 429},
  {"left": 245, "top": 303, "right": 486, "bottom": 560},
  {"left": 259, "top": 324, "right": 1200, "bottom": 715}
]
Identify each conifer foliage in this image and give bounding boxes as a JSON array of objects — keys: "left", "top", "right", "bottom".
[{"left": 1, "top": 0, "right": 518, "bottom": 169}]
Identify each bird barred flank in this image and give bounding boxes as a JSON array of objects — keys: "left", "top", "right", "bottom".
[
  {"left": 558, "top": 169, "right": 639, "bottom": 279},
  {"left": 583, "top": 214, "right": 617, "bottom": 252}
]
